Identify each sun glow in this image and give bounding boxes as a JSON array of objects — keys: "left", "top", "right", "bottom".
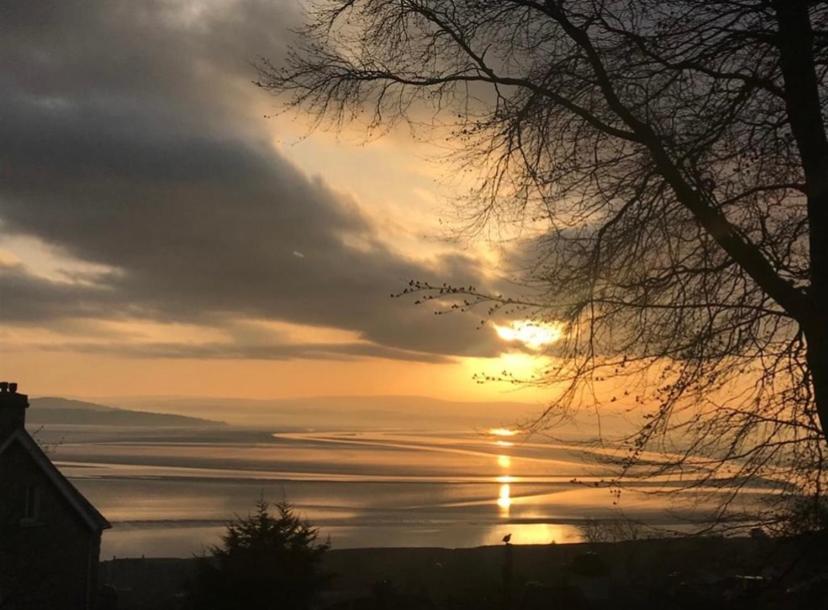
[
  {"left": 489, "top": 427, "right": 517, "bottom": 437},
  {"left": 493, "top": 320, "right": 563, "bottom": 351}
]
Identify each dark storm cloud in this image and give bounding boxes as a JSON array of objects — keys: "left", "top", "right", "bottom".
[{"left": 0, "top": 0, "right": 502, "bottom": 360}]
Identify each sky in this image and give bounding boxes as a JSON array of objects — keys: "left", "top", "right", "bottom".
[{"left": 0, "top": 0, "right": 553, "bottom": 403}]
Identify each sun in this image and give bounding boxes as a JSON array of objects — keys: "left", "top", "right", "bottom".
[{"left": 493, "top": 320, "right": 563, "bottom": 351}]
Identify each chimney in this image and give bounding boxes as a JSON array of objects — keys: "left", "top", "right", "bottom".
[{"left": 0, "top": 381, "right": 29, "bottom": 440}]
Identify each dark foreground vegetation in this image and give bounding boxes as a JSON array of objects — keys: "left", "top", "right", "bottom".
[{"left": 101, "top": 534, "right": 828, "bottom": 610}]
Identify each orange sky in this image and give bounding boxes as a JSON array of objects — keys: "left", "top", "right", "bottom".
[{"left": 6, "top": 347, "right": 558, "bottom": 403}]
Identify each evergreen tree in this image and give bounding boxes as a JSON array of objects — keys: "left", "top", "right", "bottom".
[{"left": 194, "top": 499, "right": 330, "bottom": 610}]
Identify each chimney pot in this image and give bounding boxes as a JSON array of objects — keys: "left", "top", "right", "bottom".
[{"left": 0, "top": 382, "right": 28, "bottom": 439}]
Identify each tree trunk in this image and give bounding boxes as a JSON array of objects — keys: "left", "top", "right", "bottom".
[
  {"left": 774, "top": 2, "right": 828, "bottom": 446},
  {"left": 806, "top": 325, "right": 828, "bottom": 444}
]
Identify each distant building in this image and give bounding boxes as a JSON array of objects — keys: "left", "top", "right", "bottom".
[{"left": 0, "top": 382, "right": 110, "bottom": 610}]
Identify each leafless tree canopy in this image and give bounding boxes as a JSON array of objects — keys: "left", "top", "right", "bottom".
[{"left": 259, "top": 1, "right": 828, "bottom": 519}]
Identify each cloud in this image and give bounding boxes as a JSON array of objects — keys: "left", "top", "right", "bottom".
[
  {"left": 0, "top": 264, "right": 118, "bottom": 322},
  {"left": 0, "top": 0, "right": 504, "bottom": 362},
  {"left": 38, "top": 340, "right": 453, "bottom": 364}
]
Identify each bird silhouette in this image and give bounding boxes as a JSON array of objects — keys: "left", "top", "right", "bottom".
[{"left": 502, "top": 533, "right": 512, "bottom": 544}]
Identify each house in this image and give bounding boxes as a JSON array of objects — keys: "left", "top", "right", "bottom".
[{"left": 0, "top": 382, "right": 110, "bottom": 610}]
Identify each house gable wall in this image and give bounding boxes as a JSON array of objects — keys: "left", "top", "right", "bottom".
[{"left": 0, "top": 440, "right": 101, "bottom": 610}]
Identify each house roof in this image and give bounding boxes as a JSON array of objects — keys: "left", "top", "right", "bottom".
[{"left": 0, "top": 428, "right": 111, "bottom": 532}]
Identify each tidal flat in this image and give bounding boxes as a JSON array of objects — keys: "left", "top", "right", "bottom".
[{"left": 30, "top": 425, "right": 773, "bottom": 557}]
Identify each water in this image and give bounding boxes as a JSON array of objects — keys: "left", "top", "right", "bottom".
[{"left": 39, "top": 426, "right": 765, "bottom": 557}]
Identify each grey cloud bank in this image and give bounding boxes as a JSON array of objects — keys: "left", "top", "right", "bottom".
[{"left": 0, "top": 0, "right": 502, "bottom": 361}]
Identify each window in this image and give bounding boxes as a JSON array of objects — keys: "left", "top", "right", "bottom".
[{"left": 22, "top": 485, "right": 40, "bottom": 523}]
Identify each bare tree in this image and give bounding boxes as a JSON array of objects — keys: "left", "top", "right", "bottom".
[
  {"left": 258, "top": 1, "right": 828, "bottom": 521},
  {"left": 580, "top": 517, "right": 645, "bottom": 545}
]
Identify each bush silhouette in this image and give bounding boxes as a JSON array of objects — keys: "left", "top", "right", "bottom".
[{"left": 193, "top": 499, "right": 330, "bottom": 610}]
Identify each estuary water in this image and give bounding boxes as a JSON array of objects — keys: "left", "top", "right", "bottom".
[{"left": 39, "top": 425, "right": 767, "bottom": 557}]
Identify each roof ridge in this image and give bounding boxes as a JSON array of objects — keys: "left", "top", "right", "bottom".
[{"left": 0, "top": 429, "right": 110, "bottom": 532}]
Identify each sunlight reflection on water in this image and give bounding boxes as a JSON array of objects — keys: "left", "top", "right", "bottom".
[{"left": 497, "top": 483, "right": 512, "bottom": 513}]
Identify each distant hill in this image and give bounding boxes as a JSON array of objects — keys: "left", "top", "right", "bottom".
[
  {"left": 94, "top": 395, "right": 533, "bottom": 430},
  {"left": 28, "top": 397, "right": 224, "bottom": 427},
  {"left": 100, "top": 394, "right": 637, "bottom": 436},
  {"left": 93, "top": 394, "right": 539, "bottom": 429}
]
